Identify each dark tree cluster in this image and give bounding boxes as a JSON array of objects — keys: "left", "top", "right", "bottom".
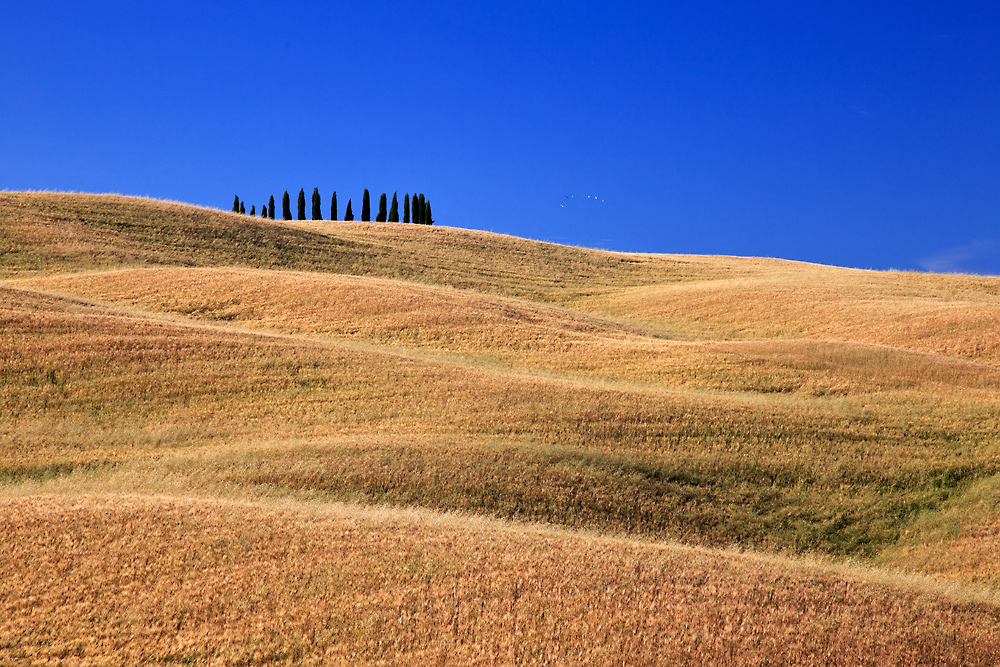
[
  {"left": 410, "top": 193, "right": 433, "bottom": 225},
  {"left": 230, "top": 189, "right": 434, "bottom": 225},
  {"left": 232, "top": 195, "right": 247, "bottom": 215}
]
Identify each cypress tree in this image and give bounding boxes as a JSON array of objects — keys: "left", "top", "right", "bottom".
[
  {"left": 249, "top": 204, "right": 255, "bottom": 216},
  {"left": 403, "top": 193, "right": 410, "bottom": 224},
  {"left": 312, "top": 188, "right": 322, "bottom": 220},
  {"left": 232, "top": 195, "right": 240, "bottom": 213},
  {"left": 411, "top": 193, "right": 420, "bottom": 225},
  {"left": 376, "top": 192, "right": 387, "bottom": 222},
  {"left": 262, "top": 203, "right": 267, "bottom": 218},
  {"left": 282, "top": 191, "right": 291, "bottom": 220},
  {"left": 239, "top": 202, "right": 246, "bottom": 215},
  {"left": 331, "top": 191, "right": 338, "bottom": 221},
  {"left": 416, "top": 194, "right": 426, "bottom": 225},
  {"left": 389, "top": 192, "right": 399, "bottom": 222},
  {"left": 344, "top": 199, "right": 354, "bottom": 221},
  {"left": 268, "top": 195, "right": 275, "bottom": 220},
  {"left": 362, "top": 189, "right": 371, "bottom": 221},
  {"left": 297, "top": 188, "right": 306, "bottom": 220},
  {"left": 425, "top": 200, "right": 433, "bottom": 225}
]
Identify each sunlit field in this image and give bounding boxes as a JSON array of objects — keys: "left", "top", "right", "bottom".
[{"left": 3, "top": 192, "right": 1000, "bottom": 664}]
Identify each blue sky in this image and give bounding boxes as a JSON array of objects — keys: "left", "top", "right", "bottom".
[{"left": 3, "top": 2, "right": 999, "bottom": 273}]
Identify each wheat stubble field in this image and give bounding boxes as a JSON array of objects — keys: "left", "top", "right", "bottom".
[{"left": 3, "top": 191, "right": 1000, "bottom": 665}]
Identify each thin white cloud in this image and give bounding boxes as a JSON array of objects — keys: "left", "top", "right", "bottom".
[{"left": 918, "top": 240, "right": 1000, "bottom": 274}]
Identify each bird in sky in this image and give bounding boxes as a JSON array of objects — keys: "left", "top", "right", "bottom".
[{"left": 560, "top": 194, "right": 605, "bottom": 205}]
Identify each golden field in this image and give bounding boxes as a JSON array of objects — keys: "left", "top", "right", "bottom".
[
  {"left": 4, "top": 493, "right": 1000, "bottom": 666},
  {"left": 3, "top": 191, "right": 1000, "bottom": 664}
]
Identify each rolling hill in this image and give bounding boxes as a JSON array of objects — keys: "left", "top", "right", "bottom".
[{"left": 3, "top": 191, "right": 1000, "bottom": 665}]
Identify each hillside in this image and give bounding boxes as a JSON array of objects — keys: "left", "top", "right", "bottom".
[
  {"left": 5, "top": 494, "right": 999, "bottom": 666},
  {"left": 3, "top": 191, "right": 1000, "bottom": 664}
]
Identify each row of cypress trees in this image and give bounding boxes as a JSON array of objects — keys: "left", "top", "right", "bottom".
[{"left": 232, "top": 189, "right": 433, "bottom": 225}]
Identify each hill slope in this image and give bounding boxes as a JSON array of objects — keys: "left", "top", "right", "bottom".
[
  {"left": 3, "top": 192, "right": 1000, "bottom": 664},
  {"left": 4, "top": 493, "right": 998, "bottom": 666},
  {"left": 1, "top": 192, "right": 770, "bottom": 299}
]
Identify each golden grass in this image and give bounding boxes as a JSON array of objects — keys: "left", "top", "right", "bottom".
[
  {"left": 20, "top": 266, "right": 645, "bottom": 357},
  {"left": 5, "top": 276, "right": 1000, "bottom": 558},
  {"left": 1, "top": 192, "right": 776, "bottom": 300},
  {"left": 879, "top": 474, "right": 1000, "bottom": 586},
  {"left": 3, "top": 492, "right": 999, "bottom": 666},
  {"left": 9, "top": 190, "right": 1000, "bottom": 366},
  {"left": 21, "top": 266, "right": 1000, "bottom": 398},
  {"left": 5, "top": 191, "right": 1000, "bottom": 660},
  {"left": 579, "top": 271, "right": 1000, "bottom": 363}
]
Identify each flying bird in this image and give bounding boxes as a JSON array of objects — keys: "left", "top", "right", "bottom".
[{"left": 559, "top": 193, "right": 606, "bottom": 204}]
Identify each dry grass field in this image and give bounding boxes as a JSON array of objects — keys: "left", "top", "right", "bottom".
[
  {"left": 4, "top": 493, "right": 1000, "bottom": 666},
  {"left": 3, "top": 191, "right": 1000, "bottom": 664}
]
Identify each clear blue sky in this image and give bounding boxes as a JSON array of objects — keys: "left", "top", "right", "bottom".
[{"left": 3, "top": 2, "right": 999, "bottom": 273}]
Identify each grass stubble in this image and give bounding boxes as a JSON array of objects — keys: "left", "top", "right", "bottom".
[
  {"left": 4, "top": 493, "right": 1000, "bottom": 666},
  {"left": 2, "top": 192, "right": 1000, "bottom": 664}
]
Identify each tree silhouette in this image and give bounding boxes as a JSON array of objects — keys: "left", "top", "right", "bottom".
[
  {"left": 249, "top": 204, "right": 255, "bottom": 216},
  {"left": 388, "top": 192, "right": 399, "bottom": 222},
  {"left": 232, "top": 195, "right": 240, "bottom": 213},
  {"left": 403, "top": 193, "right": 410, "bottom": 224},
  {"left": 344, "top": 199, "right": 354, "bottom": 221},
  {"left": 297, "top": 189, "right": 306, "bottom": 220},
  {"left": 282, "top": 191, "right": 291, "bottom": 220},
  {"left": 362, "top": 189, "right": 371, "bottom": 221},
  {"left": 330, "top": 191, "right": 338, "bottom": 221},
  {"left": 239, "top": 202, "right": 246, "bottom": 215},
  {"left": 376, "top": 192, "right": 387, "bottom": 222},
  {"left": 416, "top": 194, "right": 426, "bottom": 225},
  {"left": 311, "top": 188, "right": 322, "bottom": 220},
  {"left": 268, "top": 195, "right": 275, "bottom": 220}
]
